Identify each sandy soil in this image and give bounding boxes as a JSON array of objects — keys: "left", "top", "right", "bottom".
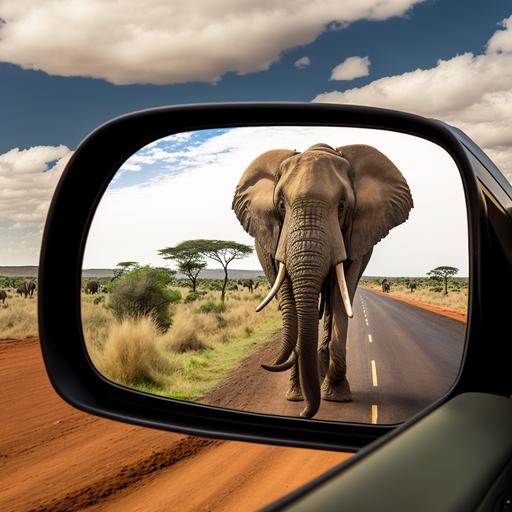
[{"left": 0, "top": 338, "right": 350, "bottom": 512}]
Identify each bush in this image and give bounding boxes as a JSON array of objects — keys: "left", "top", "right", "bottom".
[
  {"left": 196, "top": 301, "right": 227, "bottom": 314},
  {"left": 184, "top": 291, "right": 201, "bottom": 303},
  {"left": 93, "top": 295, "right": 104, "bottom": 305},
  {"left": 244, "top": 326, "right": 254, "bottom": 337},
  {"left": 110, "top": 266, "right": 173, "bottom": 332},
  {"left": 168, "top": 289, "right": 182, "bottom": 304},
  {"left": 96, "top": 317, "right": 174, "bottom": 387},
  {"left": 169, "top": 335, "right": 208, "bottom": 353}
]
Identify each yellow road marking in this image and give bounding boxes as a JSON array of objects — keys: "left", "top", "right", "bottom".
[
  {"left": 371, "top": 405, "right": 378, "bottom": 424},
  {"left": 368, "top": 334, "right": 373, "bottom": 343},
  {"left": 371, "top": 360, "right": 378, "bottom": 386}
]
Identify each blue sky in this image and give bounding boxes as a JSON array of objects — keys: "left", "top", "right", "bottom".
[
  {"left": 0, "top": 1, "right": 510, "bottom": 152},
  {"left": 0, "top": 0, "right": 511, "bottom": 265}
]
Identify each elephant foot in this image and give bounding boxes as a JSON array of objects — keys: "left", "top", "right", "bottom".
[
  {"left": 285, "top": 385, "right": 303, "bottom": 401},
  {"left": 321, "top": 377, "right": 352, "bottom": 402}
]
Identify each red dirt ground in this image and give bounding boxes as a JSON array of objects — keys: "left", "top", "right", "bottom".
[{"left": 0, "top": 338, "right": 350, "bottom": 512}]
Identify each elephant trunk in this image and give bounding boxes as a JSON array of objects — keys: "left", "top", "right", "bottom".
[{"left": 287, "top": 201, "right": 330, "bottom": 418}]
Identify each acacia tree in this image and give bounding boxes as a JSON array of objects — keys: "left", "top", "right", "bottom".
[
  {"left": 158, "top": 243, "right": 207, "bottom": 292},
  {"left": 160, "top": 240, "right": 253, "bottom": 302},
  {"left": 112, "top": 261, "right": 139, "bottom": 281},
  {"left": 427, "top": 266, "right": 459, "bottom": 295}
]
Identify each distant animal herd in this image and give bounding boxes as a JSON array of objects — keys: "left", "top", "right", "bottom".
[{"left": 0, "top": 279, "right": 37, "bottom": 304}]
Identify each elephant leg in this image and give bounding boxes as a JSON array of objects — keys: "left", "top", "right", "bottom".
[
  {"left": 321, "top": 289, "right": 351, "bottom": 402},
  {"left": 285, "top": 361, "right": 303, "bottom": 401},
  {"left": 318, "top": 275, "right": 333, "bottom": 382},
  {"left": 321, "top": 254, "right": 370, "bottom": 402}
]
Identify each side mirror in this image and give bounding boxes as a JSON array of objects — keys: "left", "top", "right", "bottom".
[{"left": 38, "top": 103, "right": 512, "bottom": 451}]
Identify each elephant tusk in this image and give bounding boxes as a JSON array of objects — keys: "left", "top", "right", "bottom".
[
  {"left": 335, "top": 262, "right": 353, "bottom": 318},
  {"left": 261, "top": 349, "right": 297, "bottom": 372},
  {"left": 255, "top": 262, "right": 286, "bottom": 312}
]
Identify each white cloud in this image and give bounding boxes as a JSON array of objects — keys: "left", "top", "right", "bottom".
[
  {"left": 0, "top": 145, "right": 73, "bottom": 263},
  {"left": 0, "top": 0, "right": 423, "bottom": 84},
  {"left": 330, "top": 56, "right": 370, "bottom": 80},
  {"left": 295, "top": 56, "right": 311, "bottom": 69},
  {"left": 314, "top": 15, "right": 512, "bottom": 181},
  {"left": 84, "top": 126, "right": 468, "bottom": 277}
]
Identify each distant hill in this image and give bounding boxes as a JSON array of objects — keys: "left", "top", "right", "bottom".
[
  {"left": 0, "top": 266, "right": 265, "bottom": 280},
  {"left": 0, "top": 266, "right": 38, "bottom": 277}
]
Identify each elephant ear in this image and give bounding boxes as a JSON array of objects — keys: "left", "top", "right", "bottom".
[
  {"left": 232, "top": 149, "right": 297, "bottom": 255},
  {"left": 337, "top": 144, "right": 413, "bottom": 261}
]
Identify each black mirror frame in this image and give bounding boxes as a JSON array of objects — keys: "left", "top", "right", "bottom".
[{"left": 38, "top": 102, "right": 511, "bottom": 452}]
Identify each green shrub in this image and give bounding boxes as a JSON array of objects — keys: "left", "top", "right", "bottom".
[
  {"left": 168, "top": 289, "right": 182, "bottom": 304},
  {"left": 184, "top": 291, "right": 201, "bottom": 303},
  {"left": 196, "top": 301, "right": 227, "bottom": 314},
  {"left": 93, "top": 295, "right": 104, "bottom": 305},
  {"left": 110, "top": 266, "right": 173, "bottom": 332}
]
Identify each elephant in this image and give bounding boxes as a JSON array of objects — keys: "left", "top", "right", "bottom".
[
  {"left": 0, "top": 290, "right": 6, "bottom": 304},
  {"left": 26, "top": 280, "right": 36, "bottom": 297},
  {"left": 233, "top": 143, "right": 413, "bottom": 418},
  {"left": 238, "top": 279, "right": 255, "bottom": 293},
  {"left": 16, "top": 281, "right": 35, "bottom": 298},
  {"left": 85, "top": 280, "right": 99, "bottom": 294},
  {"left": 381, "top": 279, "right": 391, "bottom": 293},
  {"left": 408, "top": 281, "right": 417, "bottom": 292}
]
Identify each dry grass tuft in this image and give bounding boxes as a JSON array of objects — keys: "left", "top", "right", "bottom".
[
  {"left": 162, "top": 304, "right": 213, "bottom": 353},
  {"left": 93, "top": 316, "right": 175, "bottom": 388},
  {"left": 0, "top": 292, "right": 38, "bottom": 339}
]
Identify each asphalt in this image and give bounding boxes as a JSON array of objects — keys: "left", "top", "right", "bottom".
[
  {"left": 203, "top": 288, "right": 467, "bottom": 425},
  {"left": 340, "top": 289, "right": 466, "bottom": 424}
]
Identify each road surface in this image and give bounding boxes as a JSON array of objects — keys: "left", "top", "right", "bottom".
[{"left": 205, "top": 289, "right": 466, "bottom": 424}]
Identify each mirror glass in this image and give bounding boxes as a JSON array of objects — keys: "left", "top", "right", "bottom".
[{"left": 82, "top": 126, "right": 468, "bottom": 424}]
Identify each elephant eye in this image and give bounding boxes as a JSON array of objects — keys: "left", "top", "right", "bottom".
[
  {"left": 338, "top": 202, "right": 345, "bottom": 214},
  {"left": 278, "top": 199, "right": 285, "bottom": 211}
]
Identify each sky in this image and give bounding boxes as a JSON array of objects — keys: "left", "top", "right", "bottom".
[
  {"left": 83, "top": 126, "right": 467, "bottom": 276},
  {"left": 1, "top": 0, "right": 511, "bottom": 271}
]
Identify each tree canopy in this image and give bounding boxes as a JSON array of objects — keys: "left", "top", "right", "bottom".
[
  {"left": 427, "top": 266, "right": 459, "bottom": 295},
  {"left": 112, "top": 261, "right": 139, "bottom": 281},
  {"left": 159, "top": 239, "right": 253, "bottom": 301}
]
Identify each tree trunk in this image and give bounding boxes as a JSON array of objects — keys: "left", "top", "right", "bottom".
[{"left": 221, "top": 265, "right": 228, "bottom": 302}]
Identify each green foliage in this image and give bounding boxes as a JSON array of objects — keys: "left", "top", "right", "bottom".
[
  {"left": 167, "top": 289, "right": 182, "bottom": 304},
  {"left": 110, "top": 265, "right": 174, "bottom": 332},
  {"left": 184, "top": 291, "right": 202, "bottom": 303},
  {"left": 427, "top": 266, "right": 459, "bottom": 295},
  {"left": 93, "top": 295, "right": 104, "bottom": 305},
  {"left": 112, "top": 261, "right": 139, "bottom": 281},
  {"left": 196, "top": 301, "right": 227, "bottom": 314},
  {"left": 159, "top": 239, "right": 253, "bottom": 302}
]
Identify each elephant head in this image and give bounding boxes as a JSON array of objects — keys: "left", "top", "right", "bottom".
[{"left": 232, "top": 143, "right": 413, "bottom": 418}]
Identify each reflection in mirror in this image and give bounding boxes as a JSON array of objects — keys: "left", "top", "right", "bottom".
[{"left": 82, "top": 126, "right": 468, "bottom": 424}]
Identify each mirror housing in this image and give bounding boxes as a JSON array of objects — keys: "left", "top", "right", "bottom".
[{"left": 38, "top": 103, "right": 512, "bottom": 451}]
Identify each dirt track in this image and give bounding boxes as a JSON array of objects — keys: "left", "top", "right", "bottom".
[{"left": 0, "top": 338, "right": 350, "bottom": 512}]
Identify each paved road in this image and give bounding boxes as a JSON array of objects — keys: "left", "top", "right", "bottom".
[
  {"left": 341, "top": 289, "right": 466, "bottom": 424},
  {"left": 205, "top": 289, "right": 466, "bottom": 425}
]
